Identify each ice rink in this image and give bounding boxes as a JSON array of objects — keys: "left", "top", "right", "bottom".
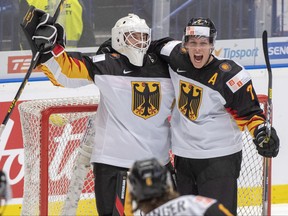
[{"left": 272, "top": 204, "right": 288, "bottom": 215}]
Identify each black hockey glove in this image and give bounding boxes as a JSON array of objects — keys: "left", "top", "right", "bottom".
[
  {"left": 33, "top": 22, "right": 66, "bottom": 53},
  {"left": 253, "top": 124, "right": 280, "bottom": 158},
  {"left": 32, "top": 17, "right": 57, "bottom": 53},
  {"left": 96, "top": 38, "right": 113, "bottom": 54},
  {"left": 20, "top": 6, "right": 66, "bottom": 65}
]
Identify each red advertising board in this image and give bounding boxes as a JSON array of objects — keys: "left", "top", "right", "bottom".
[
  {"left": 0, "top": 100, "right": 94, "bottom": 200},
  {"left": 0, "top": 101, "right": 25, "bottom": 199},
  {"left": 7, "top": 56, "right": 41, "bottom": 74}
]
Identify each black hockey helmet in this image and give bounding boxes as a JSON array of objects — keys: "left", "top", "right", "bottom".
[
  {"left": 128, "top": 158, "right": 169, "bottom": 202},
  {"left": 183, "top": 17, "right": 217, "bottom": 45},
  {"left": 0, "top": 171, "right": 6, "bottom": 199}
]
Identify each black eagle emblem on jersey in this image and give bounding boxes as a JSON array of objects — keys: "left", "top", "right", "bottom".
[
  {"left": 132, "top": 81, "right": 161, "bottom": 119},
  {"left": 178, "top": 80, "right": 202, "bottom": 121}
]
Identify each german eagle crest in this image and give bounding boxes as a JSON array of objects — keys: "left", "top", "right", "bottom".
[
  {"left": 132, "top": 81, "right": 161, "bottom": 119},
  {"left": 178, "top": 80, "right": 202, "bottom": 121}
]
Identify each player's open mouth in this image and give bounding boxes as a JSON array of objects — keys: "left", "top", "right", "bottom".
[{"left": 194, "top": 54, "right": 203, "bottom": 63}]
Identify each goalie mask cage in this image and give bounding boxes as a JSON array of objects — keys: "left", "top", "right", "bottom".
[{"left": 18, "top": 95, "right": 270, "bottom": 216}]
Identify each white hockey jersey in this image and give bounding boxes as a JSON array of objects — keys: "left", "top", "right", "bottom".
[
  {"left": 159, "top": 41, "right": 265, "bottom": 159},
  {"left": 40, "top": 43, "right": 174, "bottom": 168}
]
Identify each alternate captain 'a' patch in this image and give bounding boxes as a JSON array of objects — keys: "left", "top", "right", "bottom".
[
  {"left": 178, "top": 80, "right": 202, "bottom": 121},
  {"left": 226, "top": 70, "right": 251, "bottom": 93},
  {"left": 132, "top": 81, "right": 161, "bottom": 119}
]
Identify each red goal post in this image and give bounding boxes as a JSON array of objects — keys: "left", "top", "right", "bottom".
[{"left": 18, "top": 95, "right": 271, "bottom": 216}]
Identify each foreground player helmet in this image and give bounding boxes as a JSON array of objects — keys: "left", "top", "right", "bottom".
[
  {"left": 0, "top": 171, "right": 7, "bottom": 214},
  {"left": 128, "top": 158, "right": 170, "bottom": 202},
  {"left": 183, "top": 17, "right": 217, "bottom": 45},
  {"left": 111, "top": 13, "right": 151, "bottom": 67},
  {"left": 0, "top": 171, "right": 7, "bottom": 200}
]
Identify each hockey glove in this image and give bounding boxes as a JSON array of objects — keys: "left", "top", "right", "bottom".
[
  {"left": 21, "top": 6, "right": 46, "bottom": 54},
  {"left": 32, "top": 21, "right": 57, "bottom": 53},
  {"left": 253, "top": 124, "right": 280, "bottom": 158},
  {"left": 33, "top": 22, "right": 66, "bottom": 52},
  {"left": 96, "top": 38, "right": 113, "bottom": 54},
  {"left": 21, "top": 6, "right": 66, "bottom": 65}
]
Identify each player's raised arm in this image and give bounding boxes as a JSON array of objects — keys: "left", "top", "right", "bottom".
[{"left": 22, "top": 10, "right": 93, "bottom": 87}]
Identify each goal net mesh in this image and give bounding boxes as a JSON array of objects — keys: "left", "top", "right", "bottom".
[
  {"left": 19, "top": 96, "right": 99, "bottom": 216},
  {"left": 18, "top": 95, "right": 269, "bottom": 215},
  {"left": 237, "top": 94, "right": 270, "bottom": 216}
]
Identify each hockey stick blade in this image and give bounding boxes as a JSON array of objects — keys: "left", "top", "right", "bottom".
[{"left": 0, "top": 0, "right": 65, "bottom": 139}]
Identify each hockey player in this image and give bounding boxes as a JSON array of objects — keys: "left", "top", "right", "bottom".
[
  {"left": 157, "top": 17, "right": 280, "bottom": 215},
  {"left": 128, "top": 158, "right": 233, "bottom": 216},
  {"left": 22, "top": 10, "right": 174, "bottom": 215},
  {"left": 95, "top": 17, "right": 280, "bottom": 214}
]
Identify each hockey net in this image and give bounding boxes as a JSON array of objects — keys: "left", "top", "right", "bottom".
[
  {"left": 19, "top": 96, "right": 99, "bottom": 216},
  {"left": 18, "top": 95, "right": 270, "bottom": 215},
  {"left": 237, "top": 94, "right": 271, "bottom": 216}
]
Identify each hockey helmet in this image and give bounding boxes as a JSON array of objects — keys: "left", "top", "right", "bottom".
[
  {"left": 128, "top": 158, "right": 170, "bottom": 202},
  {"left": 0, "top": 171, "right": 7, "bottom": 200},
  {"left": 111, "top": 13, "right": 151, "bottom": 67},
  {"left": 183, "top": 17, "right": 217, "bottom": 45},
  {"left": 0, "top": 170, "right": 7, "bottom": 215}
]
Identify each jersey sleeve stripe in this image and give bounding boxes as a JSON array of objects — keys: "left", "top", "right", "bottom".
[{"left": 160, "top": 40, "right": 181, "bottom": 56}]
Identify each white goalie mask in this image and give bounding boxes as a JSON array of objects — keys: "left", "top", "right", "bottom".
[{"left": 112, "top": 13, "right": 151, "bottom": 66}]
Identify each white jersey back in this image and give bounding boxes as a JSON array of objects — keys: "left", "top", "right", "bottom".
[{"left": 145, "top": 195, "right": 218, "bottom": 216}]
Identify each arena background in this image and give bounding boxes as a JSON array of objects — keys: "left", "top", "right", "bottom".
[{"left": 0, "top": 0, "right": 287, "bottom": 215}]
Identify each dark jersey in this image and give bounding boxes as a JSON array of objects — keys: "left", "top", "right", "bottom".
[
  {"left": 159, "top": 41, "right": 265, "bottom": 158},
  {"left": 40, "top": 43, "right": 174, "bottom": 168}
]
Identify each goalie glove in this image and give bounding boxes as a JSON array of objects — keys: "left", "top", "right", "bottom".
[
  {"left": 20, "top": 6, "right": 66, "bottom": 65},
  {"left": 33, "top": 22, "right": 66, "bottom": 54},
  {"left": 32, "top": 17, "right": 58, "bottom": 54},
  {"left": 253, "top": 124, "right": 280, "bottom": 158},
  {"left": 32, "top": 11, "right": 66, "bottom": 51}
]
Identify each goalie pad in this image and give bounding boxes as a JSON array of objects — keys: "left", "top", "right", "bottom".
[
  {"left": 61, "top": 117, "right": 95, "bottom": 215},
  {"left": 77, "top": 143, "right": 93, "bottom": 165}
]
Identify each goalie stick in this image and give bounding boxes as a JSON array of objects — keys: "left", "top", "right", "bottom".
[
  {"left": 113, "top": 171, "right": 128, "bottom": 216},
  {"left": 0, "top": 0, "right": 65, "bottom": 140},
  {"left": 262, "top": 30, "right": 272, "bottom": 216}
]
